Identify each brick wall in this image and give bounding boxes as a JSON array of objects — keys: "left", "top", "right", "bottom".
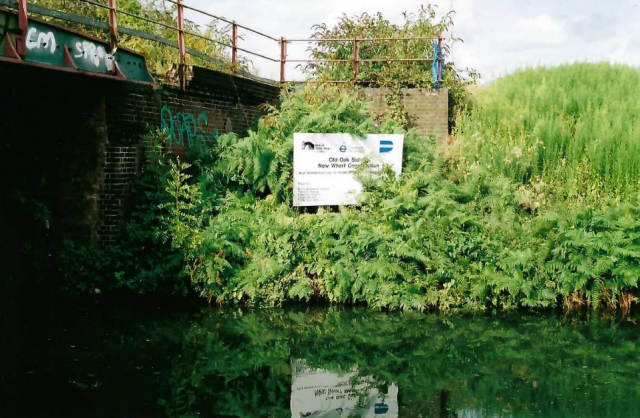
[
  {"left": 2, "top": 61, "right": 447, "bottom": 252},
  {"left": 361, "top": 87, "right": 449, "bottom": 143},
  {"left": 0, "top": 61, "right": 280, "bottom": 251},
  {"left": 99, "top": 67, "right": 281, "bottom": 247}
]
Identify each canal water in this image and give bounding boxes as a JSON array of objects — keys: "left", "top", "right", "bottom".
[{"left": 2, "top": 299, "right": 639, "bottom": 417}]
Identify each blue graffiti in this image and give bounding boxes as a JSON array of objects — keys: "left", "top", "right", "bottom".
[{"left": 160, "top": 105, "right": 219, "bottom": 147}]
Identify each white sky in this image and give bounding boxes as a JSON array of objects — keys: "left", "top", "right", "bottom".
[{"left": 182, "top": 0, "right": 640, "bottom": 83}]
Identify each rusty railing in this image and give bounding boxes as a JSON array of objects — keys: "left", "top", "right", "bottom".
[
  {"left": 284, "top": 36, "right": 443, "bottom": 84},
  {"left": 3, "top": 0, "right": 445, "bottom": 88}
]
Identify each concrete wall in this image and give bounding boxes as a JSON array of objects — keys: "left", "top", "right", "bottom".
[{"left": 361, "top": 88, "right": 449, "bottom": 143}]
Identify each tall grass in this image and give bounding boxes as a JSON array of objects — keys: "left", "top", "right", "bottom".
[{"left": 456, "top": 63, "right": 640, "bottom": 204}]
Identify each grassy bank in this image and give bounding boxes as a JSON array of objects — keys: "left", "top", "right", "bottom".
[{"left": 454, "top": 63, "right": 640, "bottom": 204}]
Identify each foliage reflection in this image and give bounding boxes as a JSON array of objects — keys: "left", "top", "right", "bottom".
[{"left": 157, "top": 308, "right": 640, "bottom": 418}]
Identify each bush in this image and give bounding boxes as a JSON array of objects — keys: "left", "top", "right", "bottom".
[
  {"left": 59, "top": 66, "right": 639, "bottom": 311},
  {"left": 155, "top": 82, "right": 639, "bottom": 310}
]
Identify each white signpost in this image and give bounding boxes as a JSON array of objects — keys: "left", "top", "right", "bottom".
[{"left": 293, "top": 133, "right": 404, "bottom": 206}]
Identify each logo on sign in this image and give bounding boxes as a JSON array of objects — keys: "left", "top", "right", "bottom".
[
  {"left": 380, "top": 139, "right": 393, "bottom": 153},
  {"left": 339, "top": 145, "right": 347, "bottom": 152},
  {"left": 302, "top": 141, "right": 315, "bottom": 150}
]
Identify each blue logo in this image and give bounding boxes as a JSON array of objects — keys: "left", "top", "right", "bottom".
[
  {"left": 380, "top": 140, "right": 393, "bottom": 153},
  {"left": 339, "top": 144, "right": 347, "bottom": 152},
  {"left": 374, "top": 403, "right": 389, "bottom": 414}
]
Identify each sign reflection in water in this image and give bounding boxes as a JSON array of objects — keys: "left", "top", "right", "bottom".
[{"left": 291, "top": 359, "right": 398, "bottom": 418}]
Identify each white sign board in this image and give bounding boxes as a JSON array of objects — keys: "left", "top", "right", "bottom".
[
  {"left": 290, "top": 359, "right": 399, "bottom": 418},
  {"left": 293, "top": 133, "right": 404, "bottom": 206}
]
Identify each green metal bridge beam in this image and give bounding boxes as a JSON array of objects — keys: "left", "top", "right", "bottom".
[{"left": 0, "top": 1, "right": 154, "bottom": 84}]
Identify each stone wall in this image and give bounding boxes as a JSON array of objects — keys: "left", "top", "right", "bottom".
[{"left": 361, "top": 88, "right": 449, "bottom": 143}]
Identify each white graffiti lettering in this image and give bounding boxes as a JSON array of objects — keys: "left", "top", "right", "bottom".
[
  {"left": 26, "top": 27, "right": 57, "bottom": 54},
  {"left": 74, "top": 41, "right": 114, "bottom": 70}
]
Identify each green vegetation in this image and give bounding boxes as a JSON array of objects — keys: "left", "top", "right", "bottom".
[
  {"left": 63, "top": 63, "right": 639, "bottom": 312},
  {"left": 304, "top": 6, "right": 479, "bottom": 131},
  {"left": 305, "top": 6, "right": 451, "bottom": 87},
  {"left": 454, "top": 63, "right": 640, "bottom": 203}
]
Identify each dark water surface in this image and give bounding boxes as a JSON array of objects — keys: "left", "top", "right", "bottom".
[{"left": 2, "top": 298, "right": 639, "bottom": 418}]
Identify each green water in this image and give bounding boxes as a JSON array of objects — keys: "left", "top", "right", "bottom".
[{"left": 2, "top": 302, "right": 639, "bottom": 417}]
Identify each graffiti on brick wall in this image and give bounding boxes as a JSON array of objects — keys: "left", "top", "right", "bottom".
[{"left": 160, "top": 105, "right": 219, "bottom": 147}]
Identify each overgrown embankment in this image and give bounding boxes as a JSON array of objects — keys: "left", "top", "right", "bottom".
[
  {"left": 455, "top": 63, "right": 640, "bottom": 203},
  {"left": 64, "top": 63, "right": 639, "bottom": 311}
]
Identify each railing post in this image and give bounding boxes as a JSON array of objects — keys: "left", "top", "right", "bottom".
[
  {"left": 16, "top": 0, "right": 28, "bottom": 58},
  {"left": 353, "top": 37, "right": 359, "bottom": 84},
  {"left": 108, "top": 0, "right": 118, "bottom": 51},
  {"left": 231, "top": 21, "right": 238, "bottom": 73},
  {"left": 177, "top": 0, "right": 187, "bottom": 90},
  {"left": 279, "top": 37, "right": 286, "bottom": 83}
]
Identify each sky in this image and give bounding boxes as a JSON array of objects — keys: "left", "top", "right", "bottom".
[{"left": 183, "top": 0, "right": 640, "bottom": 83}]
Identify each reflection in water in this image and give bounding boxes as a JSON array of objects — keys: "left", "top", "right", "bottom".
[
  {"left": 291, "top": 359, "right": 398, "bottom": 417},
  {"left": 5, "top": 305, "right": 640, "bottom": 417},
  {"left": 158, "top": 309, "right": 640, "bottom": 417}
]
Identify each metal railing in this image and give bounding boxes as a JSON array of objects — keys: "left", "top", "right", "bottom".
[
  {"left": 3, "top": 0, "right": 445, "bottom": 88},
  {"left": 71, "top": 0, "right": 282, "bottom": 87},
  {"left": 284, "top": 36, "right": 443, "bottom": 84}
]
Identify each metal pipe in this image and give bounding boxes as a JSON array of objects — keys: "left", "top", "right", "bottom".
[
  {"left": 279, "top": 36, "right": 286, "bottom": 83},
  {"left": 288, "top": 80, "right": 352, "bottom": 84},
  {"left": 234, "top": 46, "right": 278, "bottom": 62},
  {"left": 116, "top": 8, "right": 178, "bottom": 31},
  {"left": 231, "top": 21, "right": 237, "bottom": 72},
  {"left": 177, "top": 0, "right": 186, "bottom": 89},
  {"left": 182, "top": 28, "right": 230, "bottom": 47},
  {"left": 16, "top": 0, "right": 27, "bottom": 57},
  {"left": 182, "top": 28, "right": 279, "bottom": 61},
  {"left": 286, "top": 59, "right": 350, "bottom": 63},
  {"left": 287, "top": 58, "right": 434, "bottom": 63},
  {"left": 163, "top": 0, "right": 279, "bottom": 41},
  {"left": 77, "top": 0, "right": 279, "bottom": 62},
  {"left": 231, "top": 22, "right": 278, "bottom": 42},
  {"left": 108, "top": 0, "right": 117, "bottom": 51},
  {"left": 74, "top": 0, "right": 279, "bottom": 62},
  {"left": 357, "top": 58, "right": 434, "bottom": 62},
  {"left": 353, "top": 38, "right": 359, "bottom": 83},
  {"left": 76, "top": 0, "right": 175, "bottom": 33},
  {"left": 76, "top": 0, "right": 110, "bottom": 10},
  {"left": 286, "top": 36, "right": 440, "bottom": 42}
]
